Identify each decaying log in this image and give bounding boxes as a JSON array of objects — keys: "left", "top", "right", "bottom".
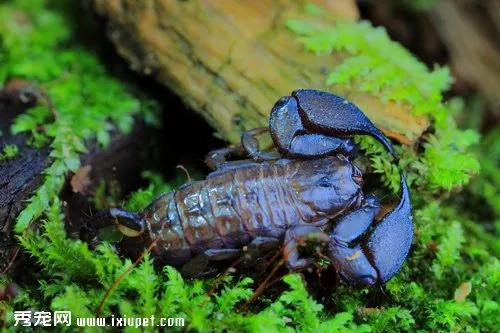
[
  {"left": 93, "top": 0, "right": 429, "bottom": 145},
  {"left": 0, "top": 85, "right": 157, "bottom": 271},
  {"left": 0, "top": 88, "right": 48, "bottom": 272}
]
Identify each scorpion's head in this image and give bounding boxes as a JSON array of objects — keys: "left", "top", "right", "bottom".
[{"left": 291, "top": 156, "right": 363, "bottom": 218}]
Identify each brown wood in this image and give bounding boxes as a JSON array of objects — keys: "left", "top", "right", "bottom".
[{"left": 93, "top": 0, "right": 429, "bottom": 145}]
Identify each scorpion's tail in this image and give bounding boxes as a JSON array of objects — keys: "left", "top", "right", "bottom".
[
  {"left": 326, "top": 174, "right": 413, "bottom": 288},
  {"left": 81, "top": 208, "right": 145, "bottom": 247}
]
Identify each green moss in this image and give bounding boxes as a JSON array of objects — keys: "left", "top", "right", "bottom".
[
  {"left": 0, "top": 0, "right": 160, "bottom": 233},
  {"left": 123, "top": 171, "right": 177, "bottom": 212},
  {"left": 2, "top": 2, "right": 498, "bottom": 333}
]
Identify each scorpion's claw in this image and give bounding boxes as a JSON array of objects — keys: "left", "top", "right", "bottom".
[
  {"left": 270, "top": 89, "right": 397, "bottom": 159},
  {"left": 364, "top": 174, "right": 413, "bottom": 284},
  {"left": 327, "top": 174, "right": 413, "bottom": 288}
]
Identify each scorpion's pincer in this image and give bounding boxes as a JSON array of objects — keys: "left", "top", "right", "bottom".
[
  {"left": 327, "top": 174, "right": 413, "bottom": 288},
  {"left": 364, "top": 174, "right": 413, "bottom": 284}
]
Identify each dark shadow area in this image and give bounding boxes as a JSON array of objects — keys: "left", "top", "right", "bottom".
[{"left": 358, "top": 1, "right": 449, "bottom": 68}]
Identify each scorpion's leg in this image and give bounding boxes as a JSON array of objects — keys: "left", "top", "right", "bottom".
[
  {"left": 327, "top": 174, "right": 413, "bottom": 288},
  {"left": 242, "top": 236, "right": 281, "bottom": 266},
  {"left": 205, "top": 128, "right": 280, "bottom": 170},
  {"left": 180, "top": 249, "right": 243, "bottom": 278},
  {"left": 81, "top": 208, "right": 146, "bottom": 247},
  {"left": 283, "top": 226, "right": 329, "bottom": 269},
  {"left": 204, "top": 145, "right": 247, "bottom": 170},
  {"left": 182, "top": 237, "right": 281, "bottom": 277},
  {"left": 269, "top": 90, "right": 397, "bottom": 158},
  {"left": 205, "top": 146, "right": 279, "bottom": 173},
  {"left": 240, "top": 128, "right": 282, "bottom": 162}
]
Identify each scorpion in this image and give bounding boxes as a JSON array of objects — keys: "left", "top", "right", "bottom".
[{"left": 83, "top": 89, "right": 413, "bottom": 289}]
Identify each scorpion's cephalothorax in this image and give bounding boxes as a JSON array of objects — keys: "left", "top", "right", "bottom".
[{"left": 137, "top": 156, "right": 362, "bottom": 267}]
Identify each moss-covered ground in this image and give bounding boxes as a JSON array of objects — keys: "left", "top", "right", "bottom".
[{"left": 0, "top": 1, "right": 498, "bottom": 332}]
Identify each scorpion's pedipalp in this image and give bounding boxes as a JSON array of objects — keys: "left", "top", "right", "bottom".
[
  {"left": 363, "top": 174, "right": 413, "bottom": 283},
  {"left": 269, "top": 96, "right": 305, "bottom": 155},
  {"left": 327, "top": 197, "right": 381, "bottom": 288},
  {"left": 270, "top": 95, "right": 358, "bottom": 159},
  {"left": 328, "top": 243, "right": 378, "bottom": 289},
  {"left": 331, "top": 195, "right": 380, "bottom": 242},
  {"left": 292, "top": 89, "right": 398, "bottom": 158},
  {"left": 327, "top": 177, "right": 413, "bottom": 288},
  {"left": 288, "top": 134, "right": 358, "bottom": 160}
]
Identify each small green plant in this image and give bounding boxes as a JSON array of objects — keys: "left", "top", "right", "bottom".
[{"left": 0, "top": 144, "right": 19, "bottom": 160}]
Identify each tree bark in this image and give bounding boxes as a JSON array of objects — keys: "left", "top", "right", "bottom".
[
  {"left": 0, "top": 88, "right": 48, "bottom": 271},
  {"left": 93, "top": 0, "right": 429, "bottom": 145}
]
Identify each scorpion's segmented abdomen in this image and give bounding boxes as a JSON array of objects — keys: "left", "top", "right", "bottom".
[
  {"left": 175, "top": 170, "right": 256, "bottom": 251},
  {"left": 175, "top": 180, "right": 226, "bottom": 251},
  {"left": 204, "top": 172, "right": 253, "bottom": 248},
  {"left": 140, "top": 160, "right": 329, "bottom": 266}
]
